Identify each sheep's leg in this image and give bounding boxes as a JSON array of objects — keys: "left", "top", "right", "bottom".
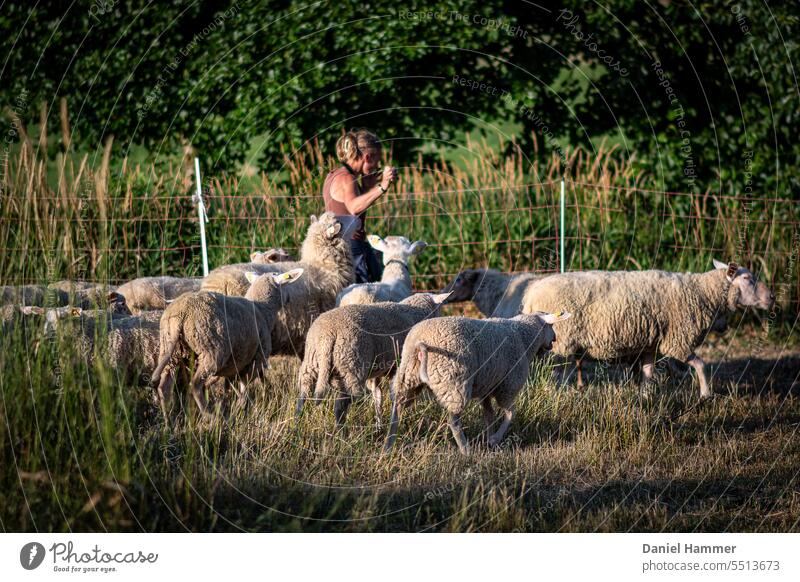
[
  {"left": 296, "top": 360, "right": 313, "bottom": 421},
  {"left": 231, "top": 377, "right": 250, "bottom": 415},
  {"left": 488, "top": 405, "right": 514, "bottom": 448},
  {"left": 686, "top": 354, "right": 713, "bottom": 399},
  {"left": 156, "top": 368, "right": 174, "bottom": 418},
  {"left": 575, "top": 357, "right": 585, "bottom": 389},
  {"left": 333, "top": 392, "right": 353, "bottom": 427},
  {"left": 233, "top": 359, "right": 263, "bottom": 413},
  {"left": 190, "top": 365, "right": 214, "bottom": 417},
  {"left": 384, "top": 399, "right": 404, "bottom": 453},
  {"left": 641, "top": 352, "right": 656, "bottom": 382},
  {"left": 481, "top": 398, "right": 497, "bottom": 435},
  {"left": 448, "top": 413, "right": 469, "bottom": 454},
  {"left": 367, "top": 378, "right": 383, "bottom": 429}
]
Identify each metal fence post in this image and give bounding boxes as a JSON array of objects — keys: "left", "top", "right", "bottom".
[
  {"left": 560, "top": 178, "right": 565, "bottom": 273},
  {"left": 194, "top": 157, "right": 210, "bottom": 276}
]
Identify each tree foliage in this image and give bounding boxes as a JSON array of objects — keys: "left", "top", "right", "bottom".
[{"left": 1, "top": 0, "right": 797, "bottom": 194}]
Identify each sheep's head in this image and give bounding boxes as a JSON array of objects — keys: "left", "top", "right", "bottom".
[
  {"left": 400, "top": 291, "right": 452, "bottom": 313},
  {"left": 107, "top": 291, "right": 131, "bottom": 315},
  {"left": 713, "top": 259, "right": 774, "bottom": 310},
  {"left": 518, "top": 311, "right": 571, "bottom": 353},
  {"left": 441, "top": 269, "right": 483, "bottom": 303},
  {"left": 309, "top": 212, "right": 360, "bottom": 241},
  {"left": 243, "top": 268, "right": 304, "bottom": 305},
  {"left": 367, "top": 235, "right": 427, "bottom": 266},
  {"left": 250, "top": 248, "right": 294, "bottom": 264}
]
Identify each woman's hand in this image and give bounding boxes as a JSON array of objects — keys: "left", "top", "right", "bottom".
[{"left": 381, "top": 166, "right": 398, "bottom": 190}]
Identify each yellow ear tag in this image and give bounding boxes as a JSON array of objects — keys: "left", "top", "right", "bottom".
[
  {"left": 278, "top": 272, "right": 292, "bottom": 281},
  {"left": 554, "top": 311, "right": 563, "bottom": 317}
]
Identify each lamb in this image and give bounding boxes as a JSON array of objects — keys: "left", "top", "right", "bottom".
[
  {"left": 296, "top": 291, "right": 452, "bottom": 428},
  {"left": 443, "top": 268, "right": 548, "bottom": 317},
  {"left": 384, "top": 311, "right": 571, "bottom": 454},
  {"left": 115, "top": 276, "right": 202, "bottom": 314},
  {"left": 336, "top": 235, "right": 427, "bottom": 306},
  {"left": 250, "top": 248, "right": 295, "bottom": 264},
  {"left": 201, "top": 212, "right": 359, "bottom": 356},
  {"left": 152, "top": 269, "right": 304, "bottom": 416},
  {"left": 517, "top": 260, "right": 774, "bottom": 397}
]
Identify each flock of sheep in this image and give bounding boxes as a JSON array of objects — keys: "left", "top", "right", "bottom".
[{"left": 1, "top": 211, "right": 775, "bottom": 453}]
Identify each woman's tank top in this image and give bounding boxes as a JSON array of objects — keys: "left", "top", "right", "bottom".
[{"left": 322, "top": 165, "right": 367, "bottom": 241}]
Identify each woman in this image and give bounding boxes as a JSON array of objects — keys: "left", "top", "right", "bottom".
[{"left": 322, "top": 128, "right": 397, "bottom": 283}]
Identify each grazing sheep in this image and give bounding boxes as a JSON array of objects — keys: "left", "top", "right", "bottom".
[
  {"left": 518, "top": 260, "right": 774, "bottom": 397},
  {"left": 29, "top": 295, "right": 132, "bottom": 337},
  {"left": 48, "top": 280, "right": 117, "bottom": 308},
  {"left": 336, "top": 235, "right": 427, "bottom": 306},
  {"left": 384, "top": 311, "right": 571, "bottom": 454},
  {"left": 116, "top": 276, "right": 202, "bottom": 314},
  {"left": 201, "top": 212, "right": 359, "bottom": 356},
  {"left": 297, "top": 291, "right": 451, "bottom": 428},
  {"left": 152, "top": 269, "right": 304, "bottom": 416},
  {"left": 443, "top": 268, "right": 548, "bottom": 317},
  {"left": 250, "top": 248, "right": 295, "bottom": 264},
  {"left": 0, "top": 285, "right": 68, "bottom": 307}
]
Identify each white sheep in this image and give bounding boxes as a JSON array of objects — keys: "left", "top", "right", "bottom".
[
  {"left": 152, "top": 269, "right": 303, "bottom": 416},
  {"left": 336, "top": 235, "right": 427, "bottom": 306},
  {"left": 202, "top": 212, "right": 359, "bottom": 357},
  {"left": 116, "top": 276, "right": 202, "bottom": 314},
  {"left": 296, "top": 291, "right": 451, "bottom": 428},
  {"left": 518, "top": 260, "right": 774, "bottom": 397},
  {"left": 384, "top": 311, "right": 571, "bottom": 454}
]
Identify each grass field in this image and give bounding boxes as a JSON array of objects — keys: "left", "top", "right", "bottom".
[{"left": 2, "top": 320, "right": 799, "bottom": 532}]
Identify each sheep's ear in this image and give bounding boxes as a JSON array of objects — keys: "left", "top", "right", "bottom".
[
  {"left": 326, "top": 221, "right": 343, "bottom": 238},
  {"left": 431, "top": 291, "right": 453, "bottom": 305},
  {"left": 409, "top": 240, "right": 428, "bottom": 255},
  {"left": 310, "top": 214, "right": 318, "bottom": 224},
  {"left": 244, "top": 271, "right": 261, "bottom": 285},
  {"left": 367, "top": 234, "right": 386, "bottom": 251},
  {"left": 21, "top": 306, "right": 44, "bottom": 315},
  {"left": 70, "top": 307, "right": 83, "bottom": 317},
  {"left": 713, "top": 258, "right": 729, "bottom": 271},
  {"left": 250, "top": 251, "right": 262, "bottom": 262},
  {"left": 540, "top": 311, "right": 571, "bottom": 324},
  {"left": 272, "top": 268, "right": 303, "bottom": 285},
  {"left": 107, "top": 291, "right": 123, "bottom": 303}
]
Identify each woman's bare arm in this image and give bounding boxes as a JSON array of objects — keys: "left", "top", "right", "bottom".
[{"left": 330, "top": 172, "right": 385, "bottom": 215}]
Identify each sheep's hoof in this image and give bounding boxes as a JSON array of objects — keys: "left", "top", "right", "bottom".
[{"left": 700, "top": 392, "right": 716, "bottom": 402}]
